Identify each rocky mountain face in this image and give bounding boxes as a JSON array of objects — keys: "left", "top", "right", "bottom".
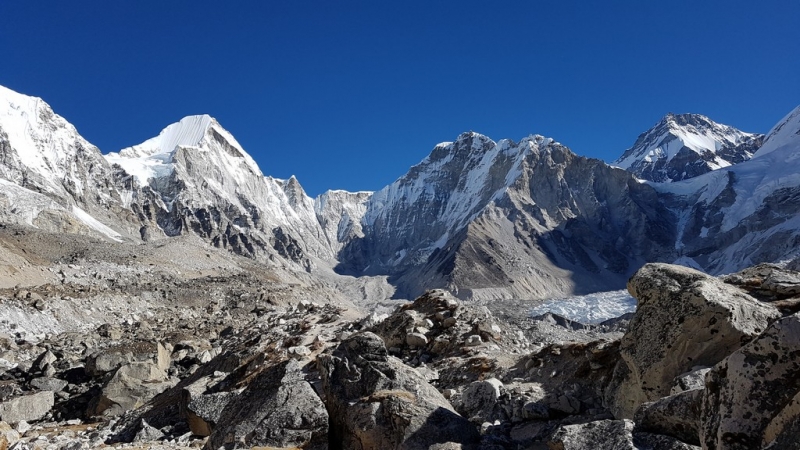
[
  {"left": 0, "top": 86, "right": 140, "bottom": 240},
  {"left": 2, "top": 84, "right": 800, "bottom": 303},
  {"left": 4, "top": 84, "right": 800, "bottom": 449},
  {"left": 614, "top": 113, "right": 763, "bottom": 182},
  {"left": 105, "top": 114, "right": 339, "bottom": 271},
  {"left": 340, "top": 133, "right": 676, "bottom": 300}
]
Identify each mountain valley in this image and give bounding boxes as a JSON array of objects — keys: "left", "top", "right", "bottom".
[{"left": 1, "top": 84, "right": 800, "bottom": 449}]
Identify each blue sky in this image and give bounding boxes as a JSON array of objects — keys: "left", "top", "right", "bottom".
[{"left": 2, "top": 1, "right": 798, "bottom": 196}]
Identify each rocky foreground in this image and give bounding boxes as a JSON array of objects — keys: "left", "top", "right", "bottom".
[{"left": 1, "top": 261, "right": 800, "bottom": 449}]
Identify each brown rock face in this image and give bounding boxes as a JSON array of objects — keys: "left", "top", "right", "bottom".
[
  {"left": 610, "top": 263, "right": 780, "bottom": 418},
  {"left": 701, "top": 312, "right": 800, "bottom": 450}
]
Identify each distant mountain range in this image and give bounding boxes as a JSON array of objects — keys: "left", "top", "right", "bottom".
[{"left": 1, "top": 84, "right": 798, "bottom": 301}]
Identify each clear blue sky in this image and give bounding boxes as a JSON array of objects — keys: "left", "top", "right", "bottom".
[{"left": 2, "top": 1, "right": 798, "bottom": 196}]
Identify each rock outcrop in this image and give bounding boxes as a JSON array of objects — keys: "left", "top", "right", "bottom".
[
  {"left": 610, "top": 263, "right": 780, "bottom": 418},
  {"left": 701, "top": 311, "right": 800, "bottom": 450}
]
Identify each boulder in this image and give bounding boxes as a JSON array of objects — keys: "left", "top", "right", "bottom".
[
  {"left": 86, "top": 341, "right": 170, "bottom": 375},
  {"left": 701, "top": 311, "right": 800, "bottom": 449},
  {"left": 181, "top": 376, "right": 240, "bottom": 437},
  {"left": 456, "top": 378, "right": 504, "bottom": 422},
  {"left": 611, "top": 263, "right": 780, "bottom": 417},
  {"left": 548, "top": 419, "right": 637, "bottom": 450},
  {"left": 548, "top": 419, "right": 700, "bottom": 450},
  {"left": 670, "top": 366, "right": 710, "bottom": 395},
  {"left": 91, "top": 361, "right": 176, "bottom": 417},
  {"left": 205, "top": 359, "right": 328, "bottom": 450},
  {"left": 0, "top": 391, "right": 54, "bottom": 424},
  {"left": 317, "top": 332, "right": 479, "bottom": 449},
  {"left": 30, "top": 377, "right": 68, "bottom": 392},
  {"left": 634, "top": 389, "right": 702, "bottom": 445},
  {"left": 406, "top": 332, "right": 428, "bottom": 347},
  {"left": 134, "top": 419, "right": 164, "bottom": 442},
  {"left": 0, "top": 421, "right": 20, "bottom": 449}
]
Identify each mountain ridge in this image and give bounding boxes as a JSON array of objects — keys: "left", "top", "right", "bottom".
[{"left": 1, "top": 83, "right": 799, "bottom": 302}]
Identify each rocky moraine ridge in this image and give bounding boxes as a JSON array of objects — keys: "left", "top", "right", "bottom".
[
  {"left": 1, "top": 256, "right": 800, "bottom": 449},
  {"left": 1, "top": 84, "right": 800, "bottom": 448}
]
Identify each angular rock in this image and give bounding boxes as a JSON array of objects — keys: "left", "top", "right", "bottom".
[
  {"left": 701, "top": 311, "right": 800, "bottom": 450},
  {"left": 634, "top": 389, "right": 702, "bottom": 445},
  {"left": 0, "top": 391, "right": 54, "bottom": 424},
  {"left": 670, "top": 366, "right": 710, "bottom": 395},
  {"left": 205, "top": 359, "right": 328, "bottom": 450},
  {"left": 181, "top": 376, "right": 240, "bottom": 437},
  {"left": 548, "top": 419, "right": 636, "bottom": 450},
  {"left": 457, "top": 378, "right": 504, "bottom": 422},
  {"left": 32, "top": 350, "right": 57, "bottom": 372},
  {"left": 317, "top": 332, "right": 479, "bottom": 449},
  {"left": 86, "top": 341, "right": 170, "bottom": 375},
  {"left": 30, "top": 377, "right": 68, "bottom": 393},
  {"left": 406, "top": 332, "right": 428, "bottom": 347},
  {"left": 0, "top": 421, "right": 20, "bottom": 449},
  {"left": 611, "top": 263, "right": 780, "bottom": 418},
  {"left": 287, "top": 345, "right": 311, "bottom": 360},
  {"left": 91, "top": 361, "right": 175, "bottom": 417},
  {"left": 134, "top": 419, "right": 164, "bottom": 442},
  {"left": 466, "top": 335, "right": 482, "bottom": 346}
]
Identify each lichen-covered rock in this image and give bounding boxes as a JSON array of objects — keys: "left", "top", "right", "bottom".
[
  {"left": 670, "top": 366, "right": 710, "bottom": 395},
  {"left": 610, "top": 263, "right": 780, "bottom": 418},
  {"left": 701, "top": 311, "right": 800, "bottom": 450},
  {"left": 204, "top": 359, "right": 328, "bottom": 450},
  {"left": 634, "top": 389, "right": 702, "bottom": 445},
  {"left": 317, "top": 332, "right": 479, "bottom": 449},
  {"left": 548, "top": 419, "right": 637, "bottom": 450}
]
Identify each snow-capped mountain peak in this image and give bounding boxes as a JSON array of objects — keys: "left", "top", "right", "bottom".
[
  {"left": 752, "top": 105, "right": 800, "bottom": 159},
  {"left": 117, "top": 115, "right": 214, "bottom": 159},
  {"left": 0, "top": 85, "right": 107, "bottom": 194},
  {"left": 614, "top": 113, "right": 763, "bottom": 182},
  {"left": 106, "top": 114, "right": 262, "bottom": 186}
]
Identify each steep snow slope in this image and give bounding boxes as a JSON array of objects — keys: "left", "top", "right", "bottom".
[
  {"left": 0, "top": 85, "right": 138, "bottom": 239},
  {"left": 614, "top": 113, "right": 762, "bottom": 182},
  {"left": 656, "top": 105, "right": 800, "bottom": 273}
]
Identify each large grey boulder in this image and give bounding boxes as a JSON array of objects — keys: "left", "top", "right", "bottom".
[
  {"left": 701, "top": 311, "right": 800, "bottom": 450},
  {"left": 634, "top": 389, "right": 702, "bottom": 445},
  {"left": 91, "top": 361, "right": 176, "bottom": 417},
  {"left": 610, "top": 263, "right": 779, "bottom": 418},
  {"left": 204, "top": 359, "right": 328, "bottom": 450},
  {"left": 317, "top": 332, "right": 479, "bottom": 449},
  {"left": 0, "top": 391, "right": 54, "bottom": 424},
  {"left": 86, "top": 341, "right": 170, "bottom": 375}
]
